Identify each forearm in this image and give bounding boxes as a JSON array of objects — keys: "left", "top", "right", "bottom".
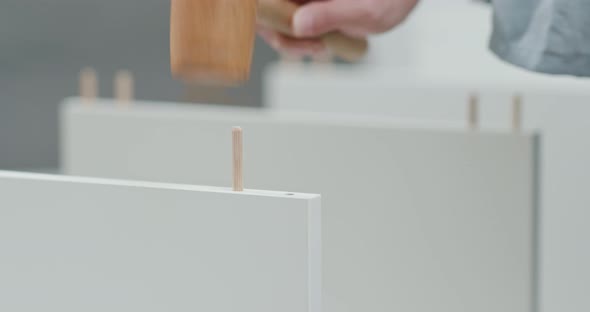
[{"left": 489, "top": 0, "right": 590, "bottom": 77}]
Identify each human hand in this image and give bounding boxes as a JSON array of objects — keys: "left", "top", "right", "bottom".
[{"left": 257, "top": 0, "right": 419, "bottom": 56}]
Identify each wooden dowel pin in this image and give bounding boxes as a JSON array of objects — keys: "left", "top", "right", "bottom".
[
  {"left": 114, "top": 70, "right": 134, "bottom": 105},
  {"left": 468, "top": 93, "right": 479, "bottom": 131},
  {"left": 512, "top": 94, "right": 523, "bottom": 132},
  {"left": 79, "top": 67, "right": 98, "bottom": 104},
  {"left": 232, "top": 127, "right": 244, "bottom": 192}
]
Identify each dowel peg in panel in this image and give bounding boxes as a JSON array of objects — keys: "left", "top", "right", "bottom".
[
  {"left": 512, "top": 94, "right": 523, "bottom": 132},
  {"left": 468, "top": 93, "right": 479, "bottom": 131},
  {"left": 79, "top": 67, "right": 98, "bottom": 104},
  {"left": 232, "top": 127, "right": 244, "bottom": 192},
  {"left": 114, "top": 70, "right": 134, "bottom": 105}
]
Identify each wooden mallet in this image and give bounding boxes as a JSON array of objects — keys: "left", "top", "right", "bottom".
[{"left": 170, "top": 0, "right": 368, "bottom": 85}]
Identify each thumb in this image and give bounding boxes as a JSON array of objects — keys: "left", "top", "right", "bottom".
[{"left": 292, "top": 0, "right": 361, "bottom": 37}]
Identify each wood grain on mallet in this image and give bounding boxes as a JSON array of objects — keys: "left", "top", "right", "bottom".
[
  {"left": 232, "top": 127, "right": 244, "bottom": 192},
  {"left": 468, "top": 93, "right": 479, "bottom": 131},
  {"left": 114, "top": 70, "right": 134, "bottom": 105},
  {"left": 170, "top": 0, "right": 258, "bottom": 85},
  {"left": 79, "top": 67, "right": 98, "bottom": 103}
]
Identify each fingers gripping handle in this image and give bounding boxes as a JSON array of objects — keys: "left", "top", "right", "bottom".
[
  {"left": 258, "top": 0, "right": 369, "bottom": 61},
  {"left": 170, "top": 0, "right": 367, "bottom": 84}
]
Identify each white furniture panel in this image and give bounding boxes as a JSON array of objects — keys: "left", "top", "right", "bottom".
[
  {"left": 0, "top": 170, "right": 321, "bottom": 312},
  {"left": 265, "top": 64, "right": 590, "bottom": 312},
  {"left": 62, "top": 98, "right": 538, "bottom": 312}
]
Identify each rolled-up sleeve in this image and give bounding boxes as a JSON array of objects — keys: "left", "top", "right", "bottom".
[{"left": 489, "top": 0, "right": 590, "bottom": 77}]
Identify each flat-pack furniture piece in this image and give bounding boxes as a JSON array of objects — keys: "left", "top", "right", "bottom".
[
  {"left": 0, "top": 170, "right": 321, "bottom": 312},
  {"left": 265, "top": 64, "right": 590, "bottom": 312},
  {"left": 62, "top": 98, "right": 539, "bottom": 312}
]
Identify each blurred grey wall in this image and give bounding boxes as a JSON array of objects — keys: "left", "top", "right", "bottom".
[{"left": 0, "top": 0, "right": 275, "bottom": 169}]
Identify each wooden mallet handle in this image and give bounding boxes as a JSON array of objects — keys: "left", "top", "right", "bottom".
[
  {"left": 258, "top": 0, "right": 369, "bottom": 62},
  {"left": 170, "top": 0, "right": 368, "bottom": 85}
]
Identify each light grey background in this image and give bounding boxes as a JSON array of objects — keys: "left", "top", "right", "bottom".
[{"left": 0, "top": 0, "right": 274, "bottom": 169}]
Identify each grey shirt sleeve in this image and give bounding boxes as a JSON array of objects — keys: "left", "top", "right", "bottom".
[{"left": 488, "top": 0, "right": 590, "bottom": 77}]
